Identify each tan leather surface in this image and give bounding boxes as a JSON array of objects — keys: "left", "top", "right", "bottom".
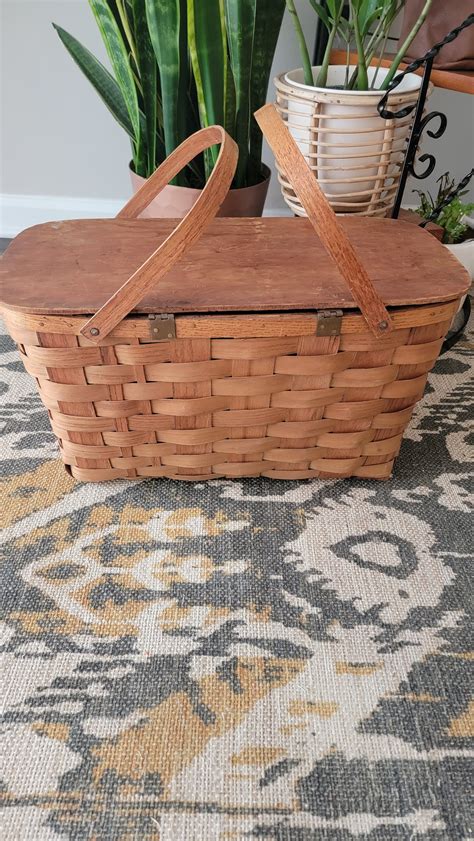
[{"left": 400, "top": 0, "right": 474, "bottom": 70}]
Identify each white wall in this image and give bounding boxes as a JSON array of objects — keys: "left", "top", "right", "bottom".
[{"left": 1, "top": 0, "right": 473, "bottom": 236}]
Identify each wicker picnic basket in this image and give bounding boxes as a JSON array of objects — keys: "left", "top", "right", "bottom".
[{"left": 0, "top": 106, "right": 469, "bottom": 482}]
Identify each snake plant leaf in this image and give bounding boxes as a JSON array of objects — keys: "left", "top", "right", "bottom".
[
  {"left": 187, "top": 0, "right": 227, "bottom": 177},
  {"left": 88, "top": 0, "right": 141, "bottom": 143},
  {"left": 224, "top": 0, "right": 257, "bottom": 186},
  {"left": 131, "top": 0, "right": 158, "bottom": 175},
  {"left": 185, "top": 77, "right": 207, "bottom": 187},
  {"left": 146, "top": 0, "right": 188, "bottom": 184},
  {"left": 224, "top": 60, "right": 237, "bottom": 143},
  {"left": 249, "top": 0, "right": 285, "bottom": 180},
  {"left": 112, "top": 0, "right": 138, "bottom": 67},
  {"left": 53, "top": 24, "right": 136, "bottom": 141}
]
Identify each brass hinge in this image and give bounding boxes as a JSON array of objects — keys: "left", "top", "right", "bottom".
[
  {"left": 316, "top": 309, "right": 343, "bottom": 337},
  {"left": 148, "top": 313, "right": 176, "bottom": 341}
]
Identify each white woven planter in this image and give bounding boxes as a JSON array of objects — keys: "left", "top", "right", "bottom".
[{"left": 275, "top": 66, "right": 427, "bottom": 217}]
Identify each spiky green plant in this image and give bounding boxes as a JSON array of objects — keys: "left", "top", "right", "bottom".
[
  {"left": 286, "top": 0, "right": 433, "bottom": 91},
  {"left": 54, "top": 0, "right": 285, "bottom": 187},
  {"left": 415, "top": 173, "right": 474, "bottom": 244}
]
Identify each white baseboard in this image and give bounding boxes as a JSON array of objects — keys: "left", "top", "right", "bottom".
[
  {"left": 0, "top": 193, "right": 291, "bottom": 238},
  {"left": 0, "top": 194, "right": 127, "bottom": 238},
  {"left": 264, "top": 207, "right": 292, "bottom": 217}
]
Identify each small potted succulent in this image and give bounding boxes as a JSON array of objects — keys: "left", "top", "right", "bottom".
[
  {"left": 54, "top": 0, "right": 286, "bottom": 218},
  {"left": 415, "top": 173, "right": 474, "bottom": 280},
  {"left": 276, "top": 0, "right": 433, "bottom": 216}
]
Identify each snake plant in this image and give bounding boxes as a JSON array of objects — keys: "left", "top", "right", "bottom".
[
  {"left": 286, "top": 0, "right": 433, "bottom": 91},
  {"left": 54, "top": 0, "right": 285, "bottom": 187}
]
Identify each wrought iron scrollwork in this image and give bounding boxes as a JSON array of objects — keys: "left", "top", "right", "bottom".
[
  {"left": 410, "top": 111, "right": 448, "bottom": 180},
  {"left": 378, "top": 13, "right": 474, "bottom": 220}
]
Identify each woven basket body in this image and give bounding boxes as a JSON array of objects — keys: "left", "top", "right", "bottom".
[
  {"left": 2, "top": 301, "right": 458, "bottom": 481},
  {"left": 1, "top": 111, "right": 468, "bottom": 482}
]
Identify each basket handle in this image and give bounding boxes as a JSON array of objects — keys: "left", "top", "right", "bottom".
[
  {"left": 80, "top": 126, "right": 238, "bottom": 343},
  {"left": 255, "top": 104, "right": 392, "bottom": 338}
]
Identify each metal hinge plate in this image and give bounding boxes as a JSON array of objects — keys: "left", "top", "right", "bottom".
[
  {"left": 316, "top": 309, "right": 343, "bottom": 337},
  {"left": 148, "top": 313, "right": 176, "bottom": 341}
]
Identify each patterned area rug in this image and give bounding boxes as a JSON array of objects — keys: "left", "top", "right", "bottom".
[{"left": 1, "top": 318, "right": 473, "bottom": 841}]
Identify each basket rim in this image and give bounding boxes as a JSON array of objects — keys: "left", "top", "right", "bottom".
[
  {"left": 1, "top": 299, "right": 462, "bottom": 341},
  {"left": 274, "top": 71, "right": 432, "bottom": 105}
]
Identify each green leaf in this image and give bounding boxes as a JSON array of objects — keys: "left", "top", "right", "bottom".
[
  {"left": 131, "top": 0, "right": 157, "bottom": 175},
  {"left": 225, "top": 0, "right": 257, "bottom": 186},
  {"left": 146, "top": 0, "right": 188, "bottom": 184},
  {"left": 188, "top": 0, "right": 227, "bottom": 177},
  {"left": 382, "top": 0, "right": 433, "bottom": 89},
  {"left": 185, "top": 73, "right": 207, "bottom": 186},
  {"left": 88, "top": 0, "right": 141, "bottom": 142},
  {"left": 326, "top": 0, "right": 345, "bottom": 18},
  {"left": 285, "top": 0, "right": 313, "bottom": 86},
  {"left": 309, "top": 1, "right": 331, "bottom": 30},
  {"left": 114, "top": 0, "right": 139, "bottom": 69},
  {"left": 53, "top": 23, "right": 136, "bottom": 140},
  {"left": 249, "top": 0, "right": 285, "bottom": 180},
  {"left": 338, "top": 18, "right": 352, "bottom": 41},
  {"left": 357, "top": 0, "right": 384, "bottom": 36},
  {"left": 224, "top": 59, "right": 237, "bottom": 143}
]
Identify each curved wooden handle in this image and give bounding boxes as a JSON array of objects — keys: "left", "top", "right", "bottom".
[
  {"left": 255, "top": 104, "right": 392, "bottom": 338},
  {"left": 81, "top": 126, "right": 238, "bottom": 343}
]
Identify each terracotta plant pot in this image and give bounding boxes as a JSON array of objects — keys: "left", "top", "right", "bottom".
[{"left": 129, "top": 164, "right": 271, "bottom": 218}]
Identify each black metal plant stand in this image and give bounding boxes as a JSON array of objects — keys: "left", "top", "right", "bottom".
[
  {"left": 377, "top": 14, "right": 474, "bottom": 351},
  {"left": 314, "top": 11, "right": 474, "bottom": 350},
  {"left": 377, "top": 14, "right": 474, "bottom": 221}
]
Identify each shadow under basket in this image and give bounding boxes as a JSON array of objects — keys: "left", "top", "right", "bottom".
[{"left": 0, "top": 108, "right": 469, "bottom": 482}]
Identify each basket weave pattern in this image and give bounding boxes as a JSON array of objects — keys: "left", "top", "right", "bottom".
[
  {"left": 2, "top": 111, "right": 465, "bottom": 483},
  {"left": 7, "top": 304, "right": 454, "bottom": 482}
]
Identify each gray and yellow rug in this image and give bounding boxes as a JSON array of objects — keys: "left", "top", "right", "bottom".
[{"left": 1, "top": 319, "right": 473, "bottom": 841}]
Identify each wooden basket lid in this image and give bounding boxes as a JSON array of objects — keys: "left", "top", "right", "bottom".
[{"left": 0, "top": 216, "right": 469, "bottom": 316}]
